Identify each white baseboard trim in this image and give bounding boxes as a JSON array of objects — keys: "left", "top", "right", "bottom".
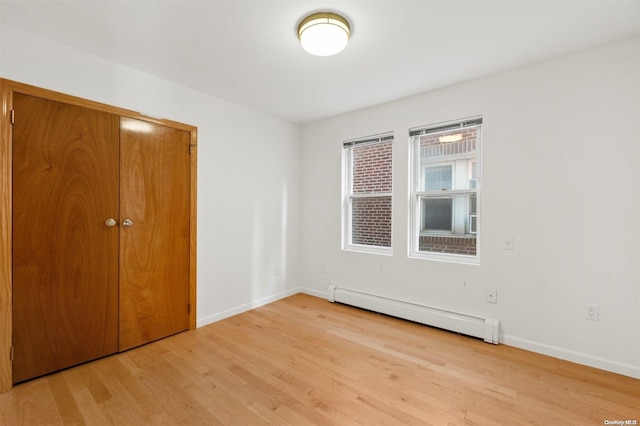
[
  {"left": 297, "top": 287, "right": 328, "bottom": 299},
  {"left": 503, "top": 335, "right": 640, "bottom": 379},
  {"left": 196, "top": 288, "right": 301, "bottom": 328}
]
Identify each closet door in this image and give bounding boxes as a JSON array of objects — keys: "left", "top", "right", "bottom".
[
  {"left": 119, "top": 117, "right": 191, "bottom": 351},
  {"left": 12, "top": 94, "right": 120, "bottom": 383}
]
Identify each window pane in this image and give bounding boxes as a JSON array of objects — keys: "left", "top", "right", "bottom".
[
  {"left": 469, "top": 214, "right": 477, "bottom": 234},
  {"left": 419, "top": 194, "right": 477, "bottom": 255},
  {"left": 424, "top": 165, "right": 452, "bottom": 191},
  {"left": 418, "top": 128, "right": 477, "bottom": 191},
  {"left": 351, "top": 196, "right": 392, "bottom": 247},
  {"left": 352, "top": 141, "right": 392, "bottom": 194},
  {"left": 468, "top": 194, "right": 477, "bottom": 234},
  {"left": 469, "top": 161, "right": 477, "bottom": 189},
  {"left": 419, "top": 234, "right": 477, "bottom": 256},
  {"left": 422, "top": 198, "right": 452, "bottom": 231}
]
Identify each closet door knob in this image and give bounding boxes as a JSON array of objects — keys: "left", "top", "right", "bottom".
[
  {"left": 122, "top": 218, "right": 134, "bottom": 227},
  {"left": 105, "top": 218, "right": 118, "bottom": 227}
]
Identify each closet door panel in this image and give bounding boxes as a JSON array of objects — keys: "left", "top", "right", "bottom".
[
  {"left": 119, "top": 118, "right": 190, "bottom": 351},
  {"left": 12, "top": 94, "right": 120, "bottom": 383}
]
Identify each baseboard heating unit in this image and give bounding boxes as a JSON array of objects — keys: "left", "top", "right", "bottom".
[{"left": 328, "top": 285, "right": 499, "bottom": 344}]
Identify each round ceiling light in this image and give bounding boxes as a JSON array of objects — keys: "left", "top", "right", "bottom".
[{"left": 298, "top": 12, "right": 351, "bottom": 56}]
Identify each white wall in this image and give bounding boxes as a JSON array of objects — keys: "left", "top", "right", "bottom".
[
  {"left": 0, "top": 24, "right": 302, "bottom": 325},
  {"left": 300, "top": 38, "right": 640, "bottom": 378}
]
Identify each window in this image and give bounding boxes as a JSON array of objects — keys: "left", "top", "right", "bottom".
[
  {"left": 342, "top": 132, "right": 393, "bottom": 254},
  {"left": 409, "top": 118, "right": 482, "bottom": 262}
]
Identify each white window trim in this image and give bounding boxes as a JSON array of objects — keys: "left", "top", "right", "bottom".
[
  {"left": 408, "top": 118, "right": 482, "bottom": 264},
  {"left": 342, "top": 133, "right": 393, "bottom": 256}
]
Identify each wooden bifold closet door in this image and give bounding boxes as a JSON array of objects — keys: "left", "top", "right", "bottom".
[
  {"left": 10, "top": 90, "right": 194, "bottom": 384},
  {"left": 12, "top": 94, "right": 120, "bottom": 383},
  {"left": 119, "top": 117, "right": 190, "bottom": 351}
]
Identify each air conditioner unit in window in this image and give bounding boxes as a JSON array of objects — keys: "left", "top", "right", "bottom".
[{"left": 469, "top": 214, "right": 477, "bottom": 234}]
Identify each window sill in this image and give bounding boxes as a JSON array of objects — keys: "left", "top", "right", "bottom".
[
  {"left": 343, "top": 244, "right": 392, "bottom": 256},
  {"left": 419, "top": 232, "right": 476, "bottom": 238},
  {"left": 409, "top": 250, "right": 480, "bottom": 265}
]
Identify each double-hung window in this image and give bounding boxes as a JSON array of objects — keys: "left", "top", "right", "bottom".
[
  {"left": 409, "top": 118, "right": 482, "bottom": 263},
  {"left": 342, "top": 132, "right": 393, "bottom": 254}
]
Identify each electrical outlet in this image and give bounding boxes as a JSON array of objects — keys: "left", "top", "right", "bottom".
[
  {"left": 485, "top": 289, "right": 497, "bottom": 304},
  {"left": 503, "top": 235, "right": 515, "bottom": 250},
  {"left": 274, "top": 264, "right": 280, "bottom": 276},
  {"left": 587, "top": 304, "right": 599, "bottom": 321},
  {"left": 320, "top": 264, "right": 326, "bottom": 274}
]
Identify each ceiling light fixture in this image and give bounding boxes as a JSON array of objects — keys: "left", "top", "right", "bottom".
[{"left": 298, "top": 12, "right": 350, "bottom": 56}]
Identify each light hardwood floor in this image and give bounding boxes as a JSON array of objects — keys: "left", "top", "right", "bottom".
[{"left": 1, "top": 293, "right": 638, "bottom": 425}]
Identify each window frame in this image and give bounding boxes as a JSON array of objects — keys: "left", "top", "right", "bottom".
[
  {"left": 409, "top": 118, "right": 482, "bottom": 264},
  {"left": 342, "top": 133, "right": 394, "bottom": 255}
]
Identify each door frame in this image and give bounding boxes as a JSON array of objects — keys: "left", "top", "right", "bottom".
[{"left": 0, "top": 79, "right": 198, "bottom": 392}]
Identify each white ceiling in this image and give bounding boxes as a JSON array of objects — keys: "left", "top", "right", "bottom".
[{"left": 1, "top": 1, "right": 639, "bottom": 124}]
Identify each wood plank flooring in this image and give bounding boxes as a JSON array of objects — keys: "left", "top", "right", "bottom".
[{"left": 1, "top": 293, "right": 638, "bottom": 425}]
